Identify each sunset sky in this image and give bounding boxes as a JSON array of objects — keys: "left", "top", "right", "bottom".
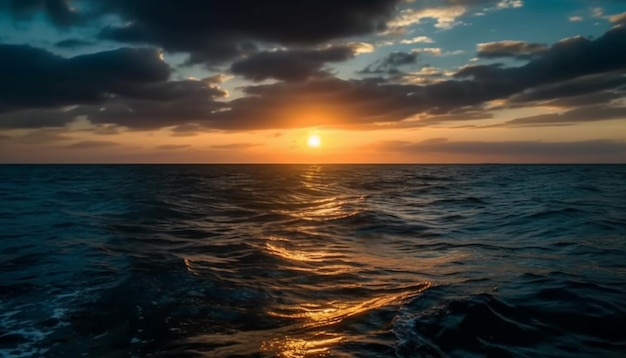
[{"left": 1, "top": 0, "right": 625, "bottom": 163}]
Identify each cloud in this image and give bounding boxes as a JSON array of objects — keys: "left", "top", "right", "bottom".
[
  {"left": 0, "top": 78, "right": 229, "bottom": 130},
  {"left": 441, "top": 0, "right": 522, "bottom": 6},
  {"left": 78, "top": 89, "right": 227, "bottom": 130},
  {"left": 540, "top": 91, "right": 626, "bottom": 108},
  {"left": 388, "top": 6, "right": 466, "bottom": 30},
  {"left": 477, "top": 40, "right": 549, "bottom": 60},
  {"left": 608, "top": 11, "right": 626, "bottom": 26},
  {"left": 95, "top": 0, "right": 401, "bottom": 64},
  {"left": 231, "top": 45, "right": 361, "bottom": 82},
  {"left": 390, "top": 66, "right": 445, "bottom": 84},
  {"left": 360, "top": 51, "right": 419, "bottom": 75},
  {"left": 400, "top": 36, "right": 435, "bottom": 44},
  {"left": 500, "top": 105, "right": 626, "bottom": 126},
  {"left": 592, "top": 7, "right": 604, "bottom": 19},
  {"left": 496, "top": 0, "right": 523, "bottom": 9},
  {"left": 505, "top": 71, "right": 626, "bottom": 104},
  {"left": 347, "top": 42, "right": 376, "bottom": 54},
  {"left": 202, "top": 74, "right": 232, "bottom": 85},
  {"left": 376, "top": 138, "right": 626, "bottom": 158},
  {"left": 3, "top": 21, "right": 626, "bottom": 132},
  {"left": 569, "top": 15, "right": 583, "bottom": 22},
  {"left": 0, "top": 45, "right": 170, "bottom": 112},
  {"left": 455, "top": 26, "right": 626, "bottom": 95},
  {"left": 0, "top": 43, "right": 233, "bottom": 129},
  {"left": 209, "top": 77, "right": 426, "bottom": 130},
  {"left": 411, "top": 47, "right": 442, "bottom": 55},
  {"left": 441, "top": 0, "right": 495, "bottom": 5}
]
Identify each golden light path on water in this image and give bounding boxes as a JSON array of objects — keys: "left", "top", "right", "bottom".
[{"left": 180, "top": 166, "right": 473, "bottom": 357}]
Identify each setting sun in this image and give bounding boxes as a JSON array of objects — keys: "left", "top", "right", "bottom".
[{"left": 307, "top": 135, "right": 321, "bottom": 148}]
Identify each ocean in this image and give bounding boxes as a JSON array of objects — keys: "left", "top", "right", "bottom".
[{"left": 1, "top": 164, "right": 625, "bottom": 357}]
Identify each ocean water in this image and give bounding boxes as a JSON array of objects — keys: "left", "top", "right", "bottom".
[{"left": 1, "top": 164, "right": 625, "bottom": 357}]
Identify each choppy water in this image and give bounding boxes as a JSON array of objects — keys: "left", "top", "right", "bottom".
[{"left": 1, "top": 164, "right": 625, "bottom": 357}]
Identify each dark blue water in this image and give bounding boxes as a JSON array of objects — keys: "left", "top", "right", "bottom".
[{"left": 1, "top": 165, "right": 625, "bottom": 357}]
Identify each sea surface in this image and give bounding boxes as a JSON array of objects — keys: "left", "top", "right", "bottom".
[{"left": 1, "top": 164, "right": 625, "bottom": 357}]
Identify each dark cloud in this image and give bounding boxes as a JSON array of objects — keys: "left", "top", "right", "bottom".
[
  {"left": 477, "top": 40, "right": 549, "bottom": 60},
  {"left": 440, "top": 26, "right": 626, "bottom": 113},
  {"left": 78, "top": 93, "right": 227, "bottom": 130},
  {"left": 360, "top": 51, "right": 418, "bottom": 75},
  {"left": 0, "top": 43, "right": 231, "bottom": 129},
  {"left": 500, "top": 105, "right": 626, "bottom": 126},
  {"left": 95, "top": 0, "right": 400, "bottom": 64},
  {"left": 231, "top": 45, "right": 358, "bottom": 82},
  {"left": 541, "top": 91, "right": 626, "bottom": 108},
  {"left": 506, "top": 71, "right": 626, "bottom": 104},
  {"left": 55, "top": 38, "right": 93, "bottom": 48},
  {"left": 456, "top": 27, "right": 626, "bottom": 87},
  {"left": 0, "top": 0, "right": 81, "bottom": 27},
  {"left": 377, "top": 138, "right": 626, "bottom": 158},
  {"left": 500, "top": 91, "right": 625, "bottom": 110},
  {"left": 0, "top": 44, "right": 170, "bottom": 112}
]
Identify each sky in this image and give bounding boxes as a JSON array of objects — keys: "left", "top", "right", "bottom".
[{"left": 1, "top": 0, "right": 626, "bottom": 163}]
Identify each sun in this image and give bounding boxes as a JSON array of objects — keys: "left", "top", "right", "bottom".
[{"left": 307, "top": 135, "right": 321, "bottom": 148}]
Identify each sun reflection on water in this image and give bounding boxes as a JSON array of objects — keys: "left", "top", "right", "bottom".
[
  {"left": 260, "top": 332, "right": 344, "bottom": 358},
  {"left": 267, "top": 283, "right": 431, "bottom": 328},
  {"left": 184, "top": 166, "right": 442, "bottom": 357},
  {"left": 254, "top": 166, "right": 436, "bottom": 356}
]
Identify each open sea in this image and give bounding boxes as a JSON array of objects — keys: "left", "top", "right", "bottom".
[{"left": 1, "top": 164, "right": 625, "bottom": 357}]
